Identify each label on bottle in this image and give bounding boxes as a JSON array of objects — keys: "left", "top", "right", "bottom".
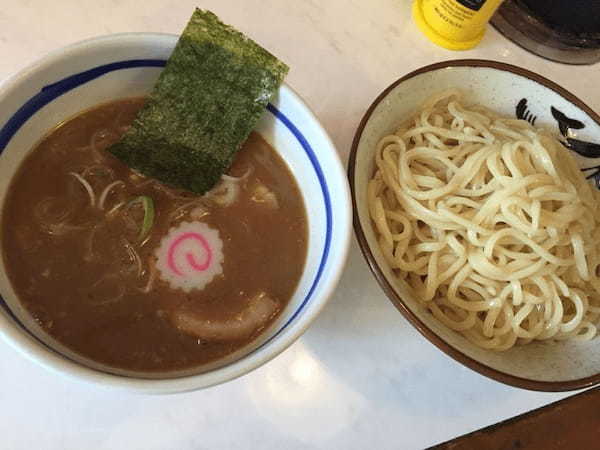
[{"left": 456, "top": 0, "right": 486, "bottom": 11}]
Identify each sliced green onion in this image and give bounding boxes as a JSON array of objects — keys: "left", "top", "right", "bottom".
[{"left": 127, "top": 196, "right": 155, "bottom": 241}]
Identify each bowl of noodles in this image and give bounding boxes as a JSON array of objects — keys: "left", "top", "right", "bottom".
[{"left": 349, "top": 59, "right": 600, "bottom": 391}]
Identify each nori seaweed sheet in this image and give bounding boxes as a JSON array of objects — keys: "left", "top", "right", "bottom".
[{"left": 108, "top": 9, "right": 289, "bottom": 194}]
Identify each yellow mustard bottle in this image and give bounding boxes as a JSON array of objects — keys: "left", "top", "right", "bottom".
[{"left": 413, "top": 0, "right": 504, "bottom": 50}]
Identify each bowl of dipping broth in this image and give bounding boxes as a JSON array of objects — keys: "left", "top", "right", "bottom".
[
  {"left": 0, "top": 33, "right": 352, "bottom": 393},
  {"left": 350, "top": 59, "right": 600, "bottom": 391}
]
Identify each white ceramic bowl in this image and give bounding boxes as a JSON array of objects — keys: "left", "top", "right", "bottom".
[
  {"left": 350, "top": 60, "right": 600, "bottom": 391},
  {"left": 0, "top": 33, "right": 352, "bottom": 393}
]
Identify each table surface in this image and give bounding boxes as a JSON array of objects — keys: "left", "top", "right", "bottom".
[
  {"left": 434, "top": 387, "right": 600, "bottom": 449},
  {"left": 1, "top": 1, "right": 598, "bottom": 449}
]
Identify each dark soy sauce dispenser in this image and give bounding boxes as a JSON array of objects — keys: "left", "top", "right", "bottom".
[{"left": 491, "top": 0, "right": 600, "bottom": 64}]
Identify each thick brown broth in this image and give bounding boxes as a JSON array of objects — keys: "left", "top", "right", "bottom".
[{"left": 2, "top": 98, "right": 307, "bottom": 374}]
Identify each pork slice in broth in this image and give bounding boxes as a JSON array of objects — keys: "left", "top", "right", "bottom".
[{"left": 171, "top": 292, "right": 280, "bottom": 341}]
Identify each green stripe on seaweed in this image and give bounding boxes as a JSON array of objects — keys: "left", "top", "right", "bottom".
[{"left": 108, "top": 9, "right": 289, "bottom": 194}]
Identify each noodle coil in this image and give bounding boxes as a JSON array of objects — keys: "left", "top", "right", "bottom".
[{"left": 369, "top": 90, "right": 600, "bottom": 350}]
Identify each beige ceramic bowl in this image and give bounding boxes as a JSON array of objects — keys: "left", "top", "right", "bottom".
[{"left": 349, "top": 59, "right": 600, "bottom": 391}]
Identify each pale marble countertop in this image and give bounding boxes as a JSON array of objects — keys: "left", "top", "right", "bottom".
[{"left": 0, "top": 1, "right": 598, "bottom": 449}]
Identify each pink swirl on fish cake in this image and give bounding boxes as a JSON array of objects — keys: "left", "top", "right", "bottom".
[
  {"left": 155, "top": 222, "right": 224, "bottom": 293},
  {"left": 167, "top": 232, "right": 212, "bottom": 275}
]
